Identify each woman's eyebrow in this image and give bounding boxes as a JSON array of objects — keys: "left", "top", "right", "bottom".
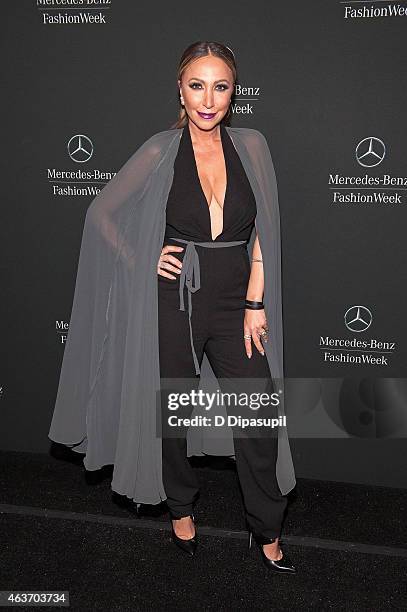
[{"left": 188, "top": 77, "right": 230, "bottom": 83}]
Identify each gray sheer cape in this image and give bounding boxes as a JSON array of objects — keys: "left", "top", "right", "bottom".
[{"left": 48, "top": 125, "right": 296, "bottom": 503}]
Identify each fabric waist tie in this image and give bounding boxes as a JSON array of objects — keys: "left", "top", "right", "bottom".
[{"left": 167, "top": 237, "right": 248, "bottom": 375}]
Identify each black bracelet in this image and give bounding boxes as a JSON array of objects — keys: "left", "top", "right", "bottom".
[{"left": 245, "top": 299, "right": 264, "bottom": 310}]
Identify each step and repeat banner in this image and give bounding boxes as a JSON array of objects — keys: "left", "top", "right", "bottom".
[{"left": 2, "top": 0, "right": 407, "bottom": 487}]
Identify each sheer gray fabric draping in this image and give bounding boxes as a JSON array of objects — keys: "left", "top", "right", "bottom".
[{"left": 48, "top": 125, "right": 296, "bottom": 503}]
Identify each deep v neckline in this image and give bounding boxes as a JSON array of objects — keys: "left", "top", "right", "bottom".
[{"left": 188, "top": 122, "right": 229, "bottom": 242}]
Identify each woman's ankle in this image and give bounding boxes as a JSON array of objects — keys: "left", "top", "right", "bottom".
[{"left": 172, "top": 515, "right": 195, "bottom": 538}]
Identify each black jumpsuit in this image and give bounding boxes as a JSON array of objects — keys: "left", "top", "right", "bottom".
[{"left": 158, "top": 122, "right": 287, "bottom": 539}]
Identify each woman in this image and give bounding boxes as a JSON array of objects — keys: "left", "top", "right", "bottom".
[{"left": 48, "top": 41, "right": 296, "bottom": 573}]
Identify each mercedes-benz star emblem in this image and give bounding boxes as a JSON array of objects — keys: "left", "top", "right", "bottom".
[
  {"left": 344, "top": 305, "right": 372, "bottom": 333},
  {"left": 355, "top": 137, "right": 385, "bottom": 168},
  {"left": 67, "top": 134, "right": 94, "bottom": 163}
]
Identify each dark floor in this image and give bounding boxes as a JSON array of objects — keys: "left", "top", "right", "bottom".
[{"left": 1, "top": 448, "right": 406, "bottom": 611}]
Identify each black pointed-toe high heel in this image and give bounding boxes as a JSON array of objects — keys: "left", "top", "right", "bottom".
[
  {"left": 170, "top": 512, "right": 197, "bottom": 556},
  {"left": 248, "top": 530, "right": 296, "bottom": 573}
]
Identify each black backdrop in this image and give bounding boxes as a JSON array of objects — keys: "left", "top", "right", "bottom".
[{"left": 2, "top": 0, "right": 407, "bottom": 487}]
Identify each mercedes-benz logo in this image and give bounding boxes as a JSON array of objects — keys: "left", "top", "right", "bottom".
[
  {"left": 67, "top": 134, "right": 94, "bottom": 163},
  {"left": 344, "top": 305, "right": 372, "bottom": 333},
  {"left": 355, "top": 137, "right": 385, "bottom": 168}
]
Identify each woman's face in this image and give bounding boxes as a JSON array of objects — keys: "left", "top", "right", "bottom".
[{"left": 178, "top": 55, "right": 234, "bottom": 130}]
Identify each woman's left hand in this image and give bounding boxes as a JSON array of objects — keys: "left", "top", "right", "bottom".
[{"left": 243, "top": 309, "right": 269, "bottom": 358}]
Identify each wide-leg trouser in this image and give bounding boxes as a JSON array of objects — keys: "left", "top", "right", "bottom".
[{"left": 157, "top": 244, "right": 287, "bottom": 539}]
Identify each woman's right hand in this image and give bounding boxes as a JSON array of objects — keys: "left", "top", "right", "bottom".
[{"left": 157, "top": 244, "right": 184, "bottom": 280}]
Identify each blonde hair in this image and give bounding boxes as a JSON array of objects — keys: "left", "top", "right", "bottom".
[{"left": 170, "top": 41, "right": 237, "bottom": 129}]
